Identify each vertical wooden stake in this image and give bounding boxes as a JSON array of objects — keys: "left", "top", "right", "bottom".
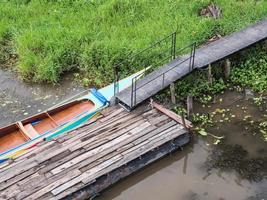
[
  {"left": 208, "top": 64, "right": 212, "bottom": 84},
  {"left": 181, "top": 112, "right": 187, "bottom": 130},
  {"left": 187, "top": 95, "right": 193, "bottom": 119},
  {"left": 264, "top": 40, "right": 267, "bottom": 52},
  {"left": 224, "top": 59, "right": 231, "bottom": 79},
  {"left": 170, "top": 83, "right": 176, "bottom": 104},
  {"left": 213, "top": 95, "right": 216, "bottom": 104}
]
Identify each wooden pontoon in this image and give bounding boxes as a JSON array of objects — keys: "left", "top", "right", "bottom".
[{"left": 0, "top": 102, "right": 191, "bottom": 200}]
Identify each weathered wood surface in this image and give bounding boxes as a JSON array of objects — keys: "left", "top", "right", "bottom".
[
  {"left": 116, "top": 19, "right": 267, "bottom": 109},
  {"left": 0, "top": 104, "right": 189, "bottom": 200},
  {"left": 151, "top": 101, "right": 192, "bottom": 129},
  {"left": 64, "top": 133, "right": 190, "bottom": 200}
]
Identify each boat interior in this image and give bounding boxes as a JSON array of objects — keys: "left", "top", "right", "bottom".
[{"left": 0, "top": 99, "right": 94, "bottom": 154}]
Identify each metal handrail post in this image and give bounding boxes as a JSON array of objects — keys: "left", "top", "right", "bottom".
[
  {"left": 162, "top": 73, "right": 165, "bottom": 88},
  {"left": 113, "top": 32, "right": 175, "bottom": 71},
  {"left": 131, "top": 78, "right": 134, "bottom": 107},
  {"left": 134, "top": 77, "right": 137, "bottom": 106},
  {"left": 192, "top": 42, "right": 196, "bottom": 70},
  {"left": 172, "top": 32, "right": 177, "bottom": 60},
  {"left": 113, "top": 68, "right": 116, "bottom": 96},
  {"left": 189, "top": 44, "right": 193, "bottom": 72}
]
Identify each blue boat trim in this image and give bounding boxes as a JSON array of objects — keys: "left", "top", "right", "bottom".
[{"left": 90, "top": 88, "right": 109, "bottom": 105}]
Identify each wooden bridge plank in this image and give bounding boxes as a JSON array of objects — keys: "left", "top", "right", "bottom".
[{"left": 116, "top": 20, "right": 267, "bottom": 109}]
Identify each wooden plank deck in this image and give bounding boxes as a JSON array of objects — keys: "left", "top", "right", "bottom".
[
  {"left": 116, "top": 19, "right": 267, "bottom": 110},
  {"left": 0, "top": 103, "right": 190, "bottom": 200}
]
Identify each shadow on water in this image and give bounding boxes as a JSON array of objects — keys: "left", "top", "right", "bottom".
[{"left": 96, "top": 89, "right": 267, "bottom": 200}]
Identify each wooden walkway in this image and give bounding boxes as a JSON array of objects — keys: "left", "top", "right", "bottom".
[
  {"left": 0, "top": 103, "right": 190, "bottom": 200},
  {"left": 116, "top": 19, "right": 267, "bottom": 110}
]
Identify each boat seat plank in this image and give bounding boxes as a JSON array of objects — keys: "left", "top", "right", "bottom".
[{"left": 23, "top": 124, "right": 40, "bottom": 139}]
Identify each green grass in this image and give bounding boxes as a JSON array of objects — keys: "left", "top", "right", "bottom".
[{"left": 0, "top": 0, "right": 266, "bottom": 85}]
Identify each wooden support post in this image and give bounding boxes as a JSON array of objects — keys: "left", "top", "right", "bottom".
[
  {"left": 181, "top": 112, "right": 187, "bottom": 130},
  {"left": 170, "top": 83, "right": 176, "bottom": 104},
  {"left": 151, "top": 101, "right": 193, "bottom": 129},
  {"left": 114, "top": 66, "right": 119, "bottom": 104},
  {"left": 213, "top": 95, "right": 216, "bottom": 104},
  {"left": 187, "top": 95, "right": 193, "bottom": 119},
  {"left": 207, "top": 64, "right": 212, "bottom": 84},
  {"left": 224, "top": 59, "right": 231, "bottom": 79},
  {"left": 244, "top": 88, "right": 254, "bottom": 100},
  {"left": 264, "top": 40, "right": 267, "bottom": 52}
]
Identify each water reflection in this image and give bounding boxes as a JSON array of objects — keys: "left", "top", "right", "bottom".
[
  {"left": 96, "top": 136, "right": 266, "bottom": 200},
  {"left": 96, "top": 90, "right": 267, "bottom": 200}
]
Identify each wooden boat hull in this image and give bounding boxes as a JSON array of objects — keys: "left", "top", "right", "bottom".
[{"left": 0, "top": 99, "right": 96, "bottom": 154}]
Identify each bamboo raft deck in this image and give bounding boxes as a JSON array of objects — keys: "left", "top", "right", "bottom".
[{"left": 0, "top": 103, "right": 191, "bottom": 200}]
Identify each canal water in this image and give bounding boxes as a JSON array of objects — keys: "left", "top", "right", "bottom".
[
  {"left": 96, "top": 90, "right": 267, "bottom": 200},
  {"left": 0, "top": 68, "right": 84, "bottom": 127},
  {"left": 0, "top": 69, "right": 266, "bottom": 200}
]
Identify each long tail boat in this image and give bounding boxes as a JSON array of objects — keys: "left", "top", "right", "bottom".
[{"left": 0, "top": 70, "right": 145, "bottom": 163}]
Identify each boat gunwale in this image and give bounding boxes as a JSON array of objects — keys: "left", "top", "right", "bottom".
[
  {"left": 0, "top": 97, "right": 98, "bottom": 157},
  {"left": 0, "top": 98, "right": 95, "bottom": 132}
]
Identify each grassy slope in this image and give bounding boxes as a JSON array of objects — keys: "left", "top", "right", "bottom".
[{"left": 0, "top": 0, "right": 266, "bottom": 85}]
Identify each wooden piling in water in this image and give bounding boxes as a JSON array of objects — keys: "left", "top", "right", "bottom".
[
  {"left": 264, "top": 39, "right": 267, "bottom": 52},
  {"left": 170, "top": 83, "right": 176, "bottom": 104},
  {"left": 187, "top": 95, "right": 193, "bottom": 119},
  {"left": 223, "top": 59, "right": 231, "bottom": 79},
  {"left": 207, "top": 64, "right": 212, "bottom": 84}
]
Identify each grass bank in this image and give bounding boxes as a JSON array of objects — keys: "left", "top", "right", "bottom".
[{"left": 0, "top": 0, "right": 266, "bottom": 85}]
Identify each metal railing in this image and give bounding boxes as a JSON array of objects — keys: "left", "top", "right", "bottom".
[
  {"left": 130, "top": 42, "right": 196, "bottom": 107},
  {"left": 113, "top": 32, "right": 196, "bottom": 108},
  {"left": 113, "top": 32, "right": 177, "bottom": 97}
]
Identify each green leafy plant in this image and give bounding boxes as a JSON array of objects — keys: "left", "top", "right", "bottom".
[
  {"left": 172, "top": 106, "right": 187, "bottom": 118},
  {"left": 253, "top": 95, "right": 264, "bottom": 107},
  {"left": 192, "top": 113, "right": 213, "bottom": 127},
  {"left": 259, "top": 121, "right": 267, "bottom": 141},
  {"left": 230, "top": 50, "right": 267, "bottom": 93},
  {"left": 199, "top": 94, "right": 212, "bottom": 104}
]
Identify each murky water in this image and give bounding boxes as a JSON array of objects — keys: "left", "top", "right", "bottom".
[
  {"left": 0, "top": 69, "right": 84, "bottom": 127},
  {"left": 96, "top": 139, "right": 266, "bottom": 200},
  {"left": 96, "top": 90, "right": 267, "bottom": 200}
]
